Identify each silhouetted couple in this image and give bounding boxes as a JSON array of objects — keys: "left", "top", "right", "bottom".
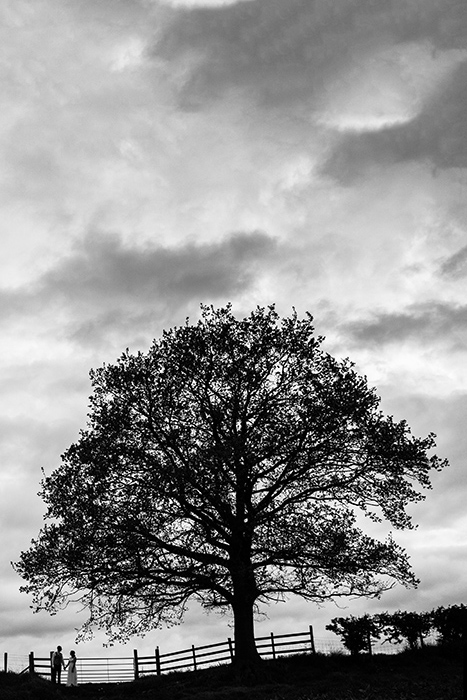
[{"left": 51, "top": 646, "right": 78, "bottom": 686}]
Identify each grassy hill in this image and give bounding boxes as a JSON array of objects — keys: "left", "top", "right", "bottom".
[{"left": 0, "top": 643, "right": 462, "bottom": 700}]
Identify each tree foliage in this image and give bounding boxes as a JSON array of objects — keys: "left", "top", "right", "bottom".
[
  {"left": 14, "top": 305, "right": 446, "bottom": 665},
  {"left": 431, "top": 604, "right": 467, "bottom": 644},
  {"left": 376, "top": 610, "right": 433, "bottom": 650},
  {"left": 326, "top": 614, "right": 380, "bottom": 655},
  {"left": 327, "top": 604, "right": 466, "bottom": 653}
]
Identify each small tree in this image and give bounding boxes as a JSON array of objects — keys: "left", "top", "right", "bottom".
[
  {"left": 326, "top": 614, "right": 380, "bottom": 655},
  {"left": 15, "top": 305, "right": 446, "bottom": 668},
  {"left": 431, "top": 604, "right": 467, "bottom": 644},
  {"left": 377, "top": 610, "right": 433, "bottom": 650}
]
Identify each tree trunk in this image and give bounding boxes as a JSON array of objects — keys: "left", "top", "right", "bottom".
[
  {"left": 232, "top": 597, "right": 261, "bottom": 668},
  {"left": 229, "top": 494, "right": 261, "bottom": 671},
  {"left": 230, "top": 549, "right": 262, "bottom": 670}
]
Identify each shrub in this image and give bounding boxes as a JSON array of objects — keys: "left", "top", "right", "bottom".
[
  {"left": 376, "top": 610, "right": 433, "bottom": 650},
  {"left": 431, "top": 603, "right": 467, "bottom": 644},
  {"left": 326, "top": 614, "right": 380, "bottom": 655}
]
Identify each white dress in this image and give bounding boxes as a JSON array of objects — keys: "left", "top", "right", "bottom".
[{"left": 66, "top": 656, "right": 78, "bottom": 686}]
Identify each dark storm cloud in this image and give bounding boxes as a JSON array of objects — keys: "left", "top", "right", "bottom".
[
  {"left": 43, "top": 229, "right": 274, "bottom": 299},
  {"left": 154, "top": 0, "right": 465, "bottom": 110},
  {"left": 343, "top": 302, "right": 467, "bottom": 348},
  {"left": 321, "top": 60, "right": 467, "bottom": 182},
  {"left": 0, "top": 230, "right": 277, "bottom": 342}
]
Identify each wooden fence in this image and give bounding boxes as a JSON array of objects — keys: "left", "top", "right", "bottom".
[{"left": 21, "top": 627, "right": 317, "bottom": 683}]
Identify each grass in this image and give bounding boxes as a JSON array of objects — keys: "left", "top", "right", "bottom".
[{"left": 0, "top": 643, "right": 463, "bottom": 700}]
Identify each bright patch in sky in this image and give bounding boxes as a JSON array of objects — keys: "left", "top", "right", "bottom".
[
  {"left": 317, "top": 43, "right": 466, "bottom": 132},
  {"left": 110, "top": 37, "right": 147, "bottom": 72}
]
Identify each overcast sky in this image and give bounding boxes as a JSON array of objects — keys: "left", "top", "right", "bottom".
[{"left": 1, "top": 0, "right": 466, "bottom": 665}]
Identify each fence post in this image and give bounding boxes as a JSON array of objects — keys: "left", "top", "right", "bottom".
[
  {"left": 155, "top": 647, "right": 161, "bottom": 676},
  {"left": 133, "top": 649, "right": 139, "bottom": 680},
  {"left": 227, "top": 637, "right": 234, "bottom": 662},
  {"left": 29, "top": 652, "right": 35, "bottom": 674},
  {"left": 270, "top": 632, "right": 276, "bottom": 660},
  {"left": 309, "top": 625, "right": 316, "bottom": 655},
  {"left": 3, "top": 652, "right": 7, "bottom": 672},
  {"left": 192, "top": 644, "right": 197, "bottom": 671}
]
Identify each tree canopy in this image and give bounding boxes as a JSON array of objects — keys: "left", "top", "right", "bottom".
[{"left": 15, "top": 305, "right": 446, "bottom": 666}]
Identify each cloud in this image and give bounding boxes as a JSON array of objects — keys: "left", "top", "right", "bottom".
[
  {"left": 148, "top": 0, "right": 467, "bottom": 199},
  {"left": 321, "top": 57, "right": 467, "bottom": 181},
  {"left": 153, "top": 0, "right": 466, "bottom": 112},
  {"left": 343, "top": 302, "right": 467, "bottom": 348},
  {"left": 0, "top": 230, "right": 278, "bottom": 346},
  {"left": 440, "top": 243, "right": 467, "bottom": 279},
  {"left": 153, "top": 0, "right": 346, "bottom": 110},
  {"left": 41, "top": 229, "right": 276, "bottom": 303}
]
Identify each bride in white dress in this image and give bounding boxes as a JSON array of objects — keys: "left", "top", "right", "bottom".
[{"left": 66, "top": 650, "right": 78, "bottom": 687}]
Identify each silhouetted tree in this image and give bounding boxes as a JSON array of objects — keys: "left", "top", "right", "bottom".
[
  {"left": 377, "top": 610, "right": 433, "bottom": 650},
  {"left": 432, "top": 604, "right": 467, "bottom": 644},
  {"left": 326, "top": 614, "right": 381, "bottom": 655},
  {"left": 15, "top": 305, "right": 446, "bottom": 668}
]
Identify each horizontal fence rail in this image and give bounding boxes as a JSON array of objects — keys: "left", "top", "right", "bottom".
[
  {"left": 75, "top": 657, "right": 135, "bottom": 683},
  {"left": 137, "top": 627, "right": 316, "bottom": 678},
  {"left": 4, "top": 627, "right": 438, "bottom": 684},
  {"left": 255, "top": 629, "right": 316, "bottom": 659}
]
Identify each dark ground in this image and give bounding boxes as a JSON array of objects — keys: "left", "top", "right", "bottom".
[{"left": 0, "top": 643, "right": 463, "bottom": 700}]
